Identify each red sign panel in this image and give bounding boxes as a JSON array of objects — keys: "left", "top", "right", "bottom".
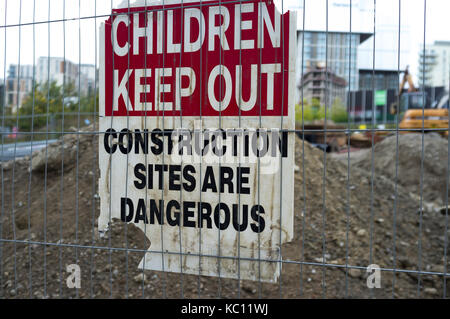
[{"left": 104, "top": 0, "right": 291, "bottom": 117}]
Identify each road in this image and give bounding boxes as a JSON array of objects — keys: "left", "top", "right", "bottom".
[{"left": 0, "top": 139, "right": 57, "bottom": 162}]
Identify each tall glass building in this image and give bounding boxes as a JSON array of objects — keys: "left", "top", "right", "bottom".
[
  {"left": 282, "top": 0, "right": 411, "bottom": 104},
  {"left": 296, "top": 31, "right": 372, "bottom": 104},
  {"left": 297, "top": 31, "right": 371, "bottom": 92}
]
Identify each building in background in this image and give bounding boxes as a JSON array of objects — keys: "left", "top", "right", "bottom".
[
  {"left": 2, "top": 57, "right": 98, "bottom": 113},
  {"left": 5, "top": 64, "right": 34, "bottom": 113},
  {"left": 286, "top": 0, "right": 412, "bottom": 103},
  {"left": 79, "top": 64, "right": 97, "bottom": 97},
  {"left": 347, "top": 0, "right": 412, "bottom": 124},
  {"left": 36, "top": 57, "right": 97, "bottom": 96},
  {"left": 36, "top": 57, "right": 79, "bottom": 90},
  {"left": 297, "top": 31, "right": 371, "bottom": 94},
  {"left": 4, "top": 58, "right": 97, "bottom": 113},
  {"left": 358, "top": 69, "right": 399, "bottom": 91},
  {"left": 357, "top": 0, "right": 411, "bottom": 91},
  {"left": 299, "top": 63, "right": 347, "bottom": 106},
  {"left": 8, "top": 64, "right": 34, "bottom": 79},
  {"left": 286, "top": 0, "right": 374, "bottom": 103},
  {"left": 418, "top": 41, "right": 450, "bottom": 89}
]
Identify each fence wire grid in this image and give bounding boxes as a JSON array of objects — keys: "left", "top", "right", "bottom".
[{"left": 0, "top": 0, "right": 449, "bottom": 299}]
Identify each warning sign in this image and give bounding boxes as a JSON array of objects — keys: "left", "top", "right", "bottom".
[{"left": 98, "top": 0, "right": 296, "bottom": 282}]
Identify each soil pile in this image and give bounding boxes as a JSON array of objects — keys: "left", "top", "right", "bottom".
[
  {"left": 0, "top": 130, "right": 449, "bottom": 298},
  {"left": 336, "top": 133, "right": 448, "bottom": 204}
]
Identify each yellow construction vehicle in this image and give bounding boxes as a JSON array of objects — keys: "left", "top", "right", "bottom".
[
  {"left": 399, "top": 108, "right": 448, "bottom": 136},
  {"left": 390, "top": 66, "right": 419, "bottom": 115},
  {"left": 390, "top": 67, "right": 449, "bottom": 136}
]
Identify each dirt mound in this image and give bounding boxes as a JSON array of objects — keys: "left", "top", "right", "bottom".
[
  {"left": 1, "top": 126, "right": 94, "bottom": 173},
  {"left": 0, "top": 130, "right": 449, "bottom": 298},
  {"left": 341, "top": 133, "right": 448, "bottom": 204}
]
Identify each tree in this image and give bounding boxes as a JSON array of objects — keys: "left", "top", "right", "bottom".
[
  {"left": 18, "top": 81, "right": 80, "bottom": 131},
  {"left": 330, "top": 98, "right": 348, "bottom": 123},
  {"left": 314, "top": 97, "right": 348, "bottom": 123},
  {"left": 79, "top": 92, "right": 99, "bottom": 114},
  {"left": 296, "top": 99, "right": 316, "bottom": 123}
]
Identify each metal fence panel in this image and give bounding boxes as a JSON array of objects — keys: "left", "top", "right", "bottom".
[{"left": 0, "top": 0, "right": 449, "bottom": 299}]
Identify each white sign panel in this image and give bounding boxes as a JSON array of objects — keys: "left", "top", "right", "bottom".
[{"left": 98, "top": 0, "right": 296, "bottom": 282}]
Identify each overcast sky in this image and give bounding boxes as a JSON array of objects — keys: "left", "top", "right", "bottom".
[{"left": 0, "top": 0, "right": 449, "bottom": 83}]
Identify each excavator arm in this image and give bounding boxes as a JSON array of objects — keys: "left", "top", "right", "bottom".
[{"left": 390, "top": 67, "right": 417, "bottom": 115}]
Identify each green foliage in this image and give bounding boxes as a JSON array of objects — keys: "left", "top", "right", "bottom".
[
  {"left": 16, "top": 81, "right": 97, "bottom": 131},
  {"left": 295, "top": 98, "right": 325, "bottom": 123},
  {"left": 79, "top": 93, "right": 99, "bottom": 114},
  {"left": 296, "top": 97, "right": 349, "bottom": 124},
  {"left": 316, "top": 104, "right": 328, "bottom": 120},
  {"left": 296, "top": 100, "right": 315, "bottom": 123},
  {"left": 330, "top": 98, "right": 348, "bottom": 123},
  {"left": 310, "top": 98, "right": 321, "bottom": 110}
]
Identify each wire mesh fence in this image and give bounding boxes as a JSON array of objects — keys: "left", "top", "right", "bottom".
[{"left": 0, "top": 0, "right": 449, "bottom": 299}]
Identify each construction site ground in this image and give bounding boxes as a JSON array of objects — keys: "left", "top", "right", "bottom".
[{"left": 0, "top": 127, "right": 449, "bottom": 298}]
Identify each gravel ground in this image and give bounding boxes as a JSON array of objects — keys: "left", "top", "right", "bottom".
[{"left": 0, "top": 129, "right": 449, "bottom": 298}]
